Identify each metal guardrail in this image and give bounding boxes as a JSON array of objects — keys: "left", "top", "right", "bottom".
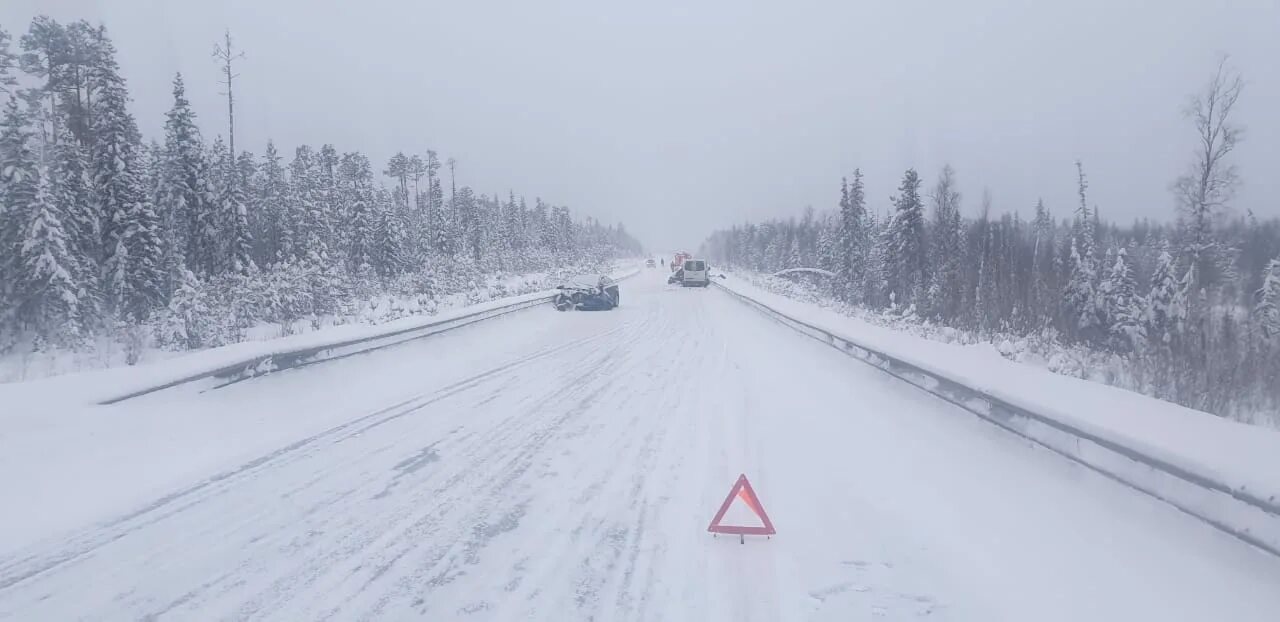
[
  {"left": 713, "top": 280, "right": 1280, "bottom": 558},
  {"left": 99, "top": 294, "right": 557, "bottom": 404},
  {"left": 101, "top": 269, "right": 643, "bottom": 405}
]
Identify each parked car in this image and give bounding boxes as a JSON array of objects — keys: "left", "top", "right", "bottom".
[
  {"left": 681, "top": 259, "right": 710, "bottom": 287},
  {"left": 553, "top": 275, "right": 620, "bottom": 311}
]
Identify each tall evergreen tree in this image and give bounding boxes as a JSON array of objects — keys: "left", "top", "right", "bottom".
[
  {"left": 289, "top": 145, "right": 329, "bottom": 266},
  {"left": 87, "top": 32, "right": 163, "bottom": 318},
  {"left": 157, "top": 73, "right": 206, "bottom": 281},
  {"left": 1145, "top": 247, "right": 1186, "bottom": 345},
  {"left": 49, "top": 122, "right": 97, "bottom": 323},
  {"left": 1104, "top": 246, "right": 1144, "bottom": 349},
  {"left": 339, "top": 151, "right": 375, "bottom": 271},
  {"left": 255, "top": 140, "right": 290, "bottom": 264},
  {"left": 0, "top": 27, "right": 19, "bottom": 95},
  {"left": 225, "top": 149, "right": 255, "bottom": 275},
  {"left": 1255, "top": 258, "right": 1280, "bottom": 340},
  {"left": 886, "top": 168, "right": 926, "bottom": 309},
  {"left": 17, "top": 166, "right": 80, "bottom": 340},
  {"left": 929, "top": 165, "right": 964, "bottom": 320},
  {"left": 1, "top": 97, "right": 39, "bottom": 325},
  {"left": 836, "top": 169, "right": 867, "bottom": 301}
]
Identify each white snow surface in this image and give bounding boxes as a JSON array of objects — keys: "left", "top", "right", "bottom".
[
  {"left": 1, "top": 270, "right": 1279, "bottom": 620},
  {"left": 715, "top": 274, "right": 1280, "bottom": 511}
]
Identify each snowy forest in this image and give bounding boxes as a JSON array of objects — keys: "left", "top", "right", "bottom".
[
  {"left": 702, "top": 60, "right": 1280, "bottom": 424},
  {"left": 0, "top": 18, "right": 641, "bottom": 367}
]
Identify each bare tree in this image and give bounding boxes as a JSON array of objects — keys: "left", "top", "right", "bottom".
[
  {"left": 1175, "top": 55, "right": 1244, "bottom": 288},
  {"left": 212, "top": 29, "right": 244, "bottom": 163}
]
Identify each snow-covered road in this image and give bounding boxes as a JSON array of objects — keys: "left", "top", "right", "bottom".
[{"left": 3, "top": 271, "right": 1279, "bottom": 621}]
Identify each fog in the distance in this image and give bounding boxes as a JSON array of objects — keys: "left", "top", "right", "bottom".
[{"left": 4, "top": 0, "right": 1277, "bottom": 251}]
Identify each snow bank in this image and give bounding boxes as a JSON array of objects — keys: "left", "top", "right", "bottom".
[
  {"left": 714, "top": 274, "right": 1280, "bottom": 556},
  {"left": 0, "top": 267, "right": 639, "bottom": 407}
]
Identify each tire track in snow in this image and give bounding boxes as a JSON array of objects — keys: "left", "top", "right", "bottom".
[{"left": 0, "top": 325, "right": 627, "bottom": 617}]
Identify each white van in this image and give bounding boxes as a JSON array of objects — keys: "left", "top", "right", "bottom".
[{"left": 681, "top": 259, "right": 710, "bottom": 287}]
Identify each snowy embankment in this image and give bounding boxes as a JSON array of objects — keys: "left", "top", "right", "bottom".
[
  {"left": 0, "top": 266, "right": 639, "bottom": 408},
  {"left": 713, "top": 273, "right": 1280, "bottom": 556}
]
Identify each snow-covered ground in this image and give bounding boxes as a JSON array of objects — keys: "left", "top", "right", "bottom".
[
  {"left": 2, "top": 270, "right": 1278, "bottom": 620},
  {"left": 714, "top": 273, "right": 1280, "bottom": 513}
]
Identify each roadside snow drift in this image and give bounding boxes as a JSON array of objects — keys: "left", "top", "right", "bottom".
[{"left": 714, "top": 273, "right": 1280, "bottom": 556}]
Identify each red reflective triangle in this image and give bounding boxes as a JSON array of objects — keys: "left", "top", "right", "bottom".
[{"left": 708, "top": 474, "right": 776, "bottom": 535}]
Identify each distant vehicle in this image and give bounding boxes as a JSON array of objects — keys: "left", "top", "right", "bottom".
[
  {"left": 671, "top": 251, "right": 692, "bottom": 272},
  {"left": 553, "top": 275, "right": 620, "bottom": 311},
  {"left": 645, "top": 258, "right": 656, "bottom": 268},
  {"left": 681, "top": 259, "right": 710, "bottom": 287}
]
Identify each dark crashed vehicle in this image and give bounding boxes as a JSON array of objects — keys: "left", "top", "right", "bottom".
[{"left": 554, "top": 276, "right": 620, "bottom": 311}]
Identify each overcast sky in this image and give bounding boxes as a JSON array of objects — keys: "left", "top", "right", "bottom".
[{"left": 4, "top": 0, "right": 1278, "bottom": 252}]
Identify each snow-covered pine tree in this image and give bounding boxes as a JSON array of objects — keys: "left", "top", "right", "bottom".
[
  {"left": 929, "top": 165, "right": 963, "bottom": 321},
  {"left": 160, "top": 266, "right": 213, "bottom": 350},
  {"left": 550, "top": 203, "right": 573, "bottom": 265},
  {"left": 1254, "top": 257, "right": 1280, "bottom": 340},
  {"left": 289, "top": 145, "right": 330, "bottom": 266},
  {"left": 1, "top": 98, "right": 40, "bottom": 327},
  {"left": 227, "top": 149, "right": 255, "bottom": 275},
  {"left": 1063, "top": 237, "right": 1100, "bottom": 340},
  {"left": 201, "top": 136, "right": 232, "bottom": 275},
  {"left": 887, "top": 168, "right": 926, "bottom": 310},
  {"left": 816, "top": 213, "right": 837, "bottom": 274},
  {"left": 408, "top": 155, "right": 426, "bottom": 211},
  {"left": 835, "top": 170, "right": 867, "bottom": 300},
  {"left": 256, "top": 141, "right": 290, "bottom": 264},
  {"left": 0, "top": 26, "right": 19, "bottom": 96},
  {"left": 1029, "top": 198, "right": 1055, "bottom": 326},
  {"left": 317, "top": 144, "right": 341, "bottom": 250},
  {"left": 372, "top": 184, "right": 408, "bottom": 277},
  {"left": 339, "top": 151, "right": 375, "bottom": 272},
  {"left": 157, "top": 73, "right": 207, "bottom": 283},
  {"left": 383, "top": 152, "right": 409, "bottom": 204},
  {"left": 1073, "top": 160, "right": 1095, "bottom": 261},
  {"left": 0, "top": 98, "right": 33, "bottom": 321},
  {"left": 16, "top": 17, "right": 68, "bottom": 150},
  {"left": 88, "top": 35, "right": 163, "bottom": 319},
  {"left": 457, "top": 186, "right": 482, "bottom": 264},
  {"left": 1104, "top": 246, "right": 1144, "bottom": 349},
  {"left": 48, "top": 122, "right": 98, "bottom": 327},
  {"left": 1097, "top": 246, "right": 1116, "bottom": 326},
  {"left": 1145, "top": 247, "right": 1186, "bottom": 345},
  {"left": 17, "top": 165, "right": 80, "bottom": 341}
]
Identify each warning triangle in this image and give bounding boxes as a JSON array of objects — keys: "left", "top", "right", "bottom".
[{"left": 708, "top": 474, "right": 776, "bottom": 536}]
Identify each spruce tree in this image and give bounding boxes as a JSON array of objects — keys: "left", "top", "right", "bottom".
[
  {"left": 1, "top": 98, "right": 40, "bottom": 327},
  {"left": 929, "top": 165, "right": 963, "bottom": 320},
  {"left": 18, "top": 167, "right": 80, "bottom": 340},
  {"left": 224, "top": 148, "right": 255, "bottom": 276},
  {"left": 1145, "top": 247, "right": 1186, "bottom": 345},
  {"left": 837, "top": 169, "right": 867, "bottom": 301},
  {"left": 339, "top": 151, "right": 375, "bottom": 271},
  {"left": 887, "top": 168, "right": 926, "bottom": 309},
  {"left": 49, "top": 123, "right": 98, "bottom": 326},
  {"left": 157, "top": 73, "right": 206, "bottom": 281},
  {"left": 0, "top": 27, "right": 18, "bottom": 95},
  {"left": 1104, "top": 246, "right": 1143, "bottom": 348},
  {"left": 256, "top": 140, "right": 290, "bottom": 264},
  {"left": 1254, "top": 258, "right": 1280, "bottom": 339}
]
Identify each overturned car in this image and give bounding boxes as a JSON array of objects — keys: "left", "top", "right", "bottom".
[{"left": 553, "top": 275, "right": 620, "bottom": 311}]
